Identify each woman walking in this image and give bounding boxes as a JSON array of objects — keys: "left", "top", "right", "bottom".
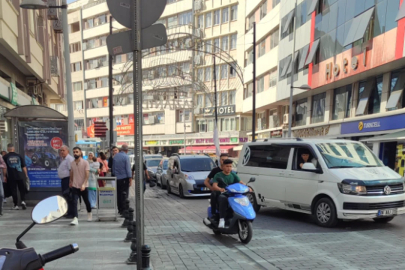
[
  {"left": 97, "top": 152, "right": 109, "bottom": 187},
  {"left": 87, "top": 152, "right": 100, "bottom": 209}
]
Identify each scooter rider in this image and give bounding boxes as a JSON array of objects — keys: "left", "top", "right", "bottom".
[
  {"left": 212, "top": 159, "right": 251, "bottom": 228},
  {"left": 204, "top": 153, "right": 229, "bottom": 221}
]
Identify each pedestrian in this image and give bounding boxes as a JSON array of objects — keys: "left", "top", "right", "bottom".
[
  {"left": 57, "top": 145, "right": 74, "bottom": 218},
  {"left": 69, "top": 147, "right": 92, "bottom": 225},
  {"left": 87, "top": 152, "right": 99, "bottom": 209},
  {"left": 97, "top": 152, "right": 109, "bottom": 187},
  {"left": 113, "top": 144, "right": 131, "bottom": 215},
  {"left": 3, "top": 144, "right": 28, "bottom": 210},
  {"left": 1, "top": 151, "right": 7, "bottom": 156},
  {"left": 108, "top": 146, "right": 119, "bottom": 176},
  {"left": 0, "top": 154, "right": 7, "bottom": 216}
]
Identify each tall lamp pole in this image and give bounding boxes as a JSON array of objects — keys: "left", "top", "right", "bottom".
[
  {"left": 109, "top": 16, "right": 114, "bottom": 151},
  {"left": 252, "top": 22, "right": 256, "bottom": 142},
  {"left": 20, "top": 0, "right": 75, "bottom": 151}
]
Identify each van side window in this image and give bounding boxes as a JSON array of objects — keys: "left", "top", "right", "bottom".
[
  {"left": 293, "top": 147, "right": 318, "bottom": 171},
  {"left": 245, "top": 145, "right": 291, "bottom": 169}
]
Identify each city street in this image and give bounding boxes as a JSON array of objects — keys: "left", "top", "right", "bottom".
[{"left": 2, "top": 185, "right": 405, "bottom": 269}]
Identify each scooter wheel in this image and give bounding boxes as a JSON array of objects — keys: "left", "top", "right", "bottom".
[
  {"left": 213, "top": 229, "right": 221, "bottom": 235},
  {"left": 238, "top": 220, "right": 253, "bottom": 244}
]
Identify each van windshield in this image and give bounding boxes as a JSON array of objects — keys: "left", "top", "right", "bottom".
[
  {"left": 316, "top": 142, "right": 383, "bottom": 168},
  {"left": 180, "top": 158, "right": 216, "bottom": 172}
]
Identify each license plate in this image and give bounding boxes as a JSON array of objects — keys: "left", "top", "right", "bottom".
[
  {"left": 378, "top": 209, "right": 397, "bottom": 217},
  {"left": 201, "top": 187, "right": 209, "bottom": 191}
]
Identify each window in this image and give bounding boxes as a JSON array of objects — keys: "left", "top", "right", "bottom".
[
  {"left": 311, "top": 93, "right": 326, "bottom": 124},
  {"left": 222, "top": 36, "right": 229, "bottom": 51},
  {"left": 215, "top": 65, "right": 219, "bottom": 80},
  {"left": 214, "top": 38, "right": 220, "bottom": 52},
  {"left": 72, "top": 62, "right": 81, "bottom": 72},
  {"left": 198, "top": 15, "right": 204, "bottom": 28},
  {"left": 230, "top": 34, "right": 237, "bottom": 49},
  {"left": 197, "top": 69, "right": 204, "bottom": 81},
  {"left": 221, "top": 92, "right": 227, "bottom": 106},
  {"left": 214, "top": 10, "right": 220, "bottom": 25},
  {"left": 229, "top": 64, "right": 236, "bottom": 78},
  {"left": 248, "top": 14, "right": 255, "bottom": 31},
  {"left": 257, "top": 76, "right": 265, "bottom": 93},
  {"left": 168, "top": 15, "right": 178, "bottom": 28},
  {"left": 197, "top": 120, "right": 207, "bottom": 132},
  {"left": 269, "top": 110, "right": 279, "bottom": 128},
  {"left": 222, "top": 8, "right": 229, "bottom": 23},
  {"left": 231, "top": 5, "right": 238, "bottom": 21},
  {"left": 70, "top": 42, "right": 81, "bottom": 53},
  {"left": 181, "top": 62, "right": 190, "bottom": 73},
  {"left": 229, "top": 90, "right": 236, "bottom": 104},
  {"left": 269, "top": 69, "right": 277, "bottom": 88},
  {"left": 74, "top": 101, "right": 83, "bottom": 110},
  {"left": 208, "top": 119, "right": 214, "bottom": 132},
  {"left": 197, "top": 95, "right": 203, "bottom": 106},
  {"left": 205, "top": 94, "right": 212, "bottom": 107},
  {"left": 221, "top": 118, "right": 231, "bottom": 131},
  {"left": 332, "top": 84, "right": 352, "bottom": 120},
  {"left": 70, "top": 22, "right": 80, "bottom": 33},
  {"left": 244, "top": 82, "right": 253, "bottom": 99},
  {"left": 206, "top": 41, "right": 212, "bottom": 53},
  {"left": 206, "top": 12, "right": 212, "bottom": 28},
  {"left": 220, "top": 65, "right": 228, "bottom": 79},
  {"left": 387, "top": 69, "right": 405, "bottom": 110},
  {"left": 270, "top": 28, "right": 279, "bottom": 49},
  {"left": 272, "top": 0, "right": 280, "bottom": 8},
  {"left": 205, "top": 67, "right": 211, "bottom": 81},
  {"left": 258, "top": 40, "right": 266, "bottom": 57},
  {"left": 244, "top": 145, "right": 291, "bottom": 169},
  {"left": 246, "top": 49, "right": 254, "bottom": 65},
  {"left": 295, "top": 99, "right": 307, "bottom": 126},
  {"left": 179, "top": 110, "right": 191, "bottom": 122},
  {"left": 260, "top": 1, "right": 268, "bottom": 19},
  {"left": 179, "top": 12, "right": 192, "bottom": 25},
  {"left": 73, "top": 82, "right": 82, "bottom": 92}
]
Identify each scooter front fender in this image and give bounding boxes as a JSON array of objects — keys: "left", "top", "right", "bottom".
[{"left": 228, "top": 196, "right": 256, "bottom": 220}]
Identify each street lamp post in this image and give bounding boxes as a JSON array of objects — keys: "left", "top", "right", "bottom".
[{"left": 20, "top": 0, "right": 75, "bottom": 151}]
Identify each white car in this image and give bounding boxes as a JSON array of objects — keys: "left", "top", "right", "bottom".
[{"left": 238, "top": 139, "right": 405, "bottom": 227}]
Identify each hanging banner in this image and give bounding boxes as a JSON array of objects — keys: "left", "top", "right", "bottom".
[
  {"left": 18, "top": 121, "right": 68, "bottom": 188},
  {"left": 87, "top": 124, "right": 95, "bottom": 138}
]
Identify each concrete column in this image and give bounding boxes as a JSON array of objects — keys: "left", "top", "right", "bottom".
[
  {"left": 380, "top": 72, "right": 391, "bottom": 112},
  {"left": 351, "top": 82, "right": 359, "bottom": 117},
  {"left": 372, "top": 142, "right": 380, "bottom": 157}
]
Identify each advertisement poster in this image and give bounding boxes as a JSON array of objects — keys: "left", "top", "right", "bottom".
[{"left": 19, "top": 121, "right": 68, "bottom": 188}]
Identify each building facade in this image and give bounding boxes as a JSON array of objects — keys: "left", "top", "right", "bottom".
[{"left": 0, "top": 0, "right": 66, "bottom": 150}]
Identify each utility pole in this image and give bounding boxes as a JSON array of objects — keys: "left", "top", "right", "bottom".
[
  {"left": 109, "top": 16, "right": 114, "bottom": 149},
  {"left": 183, "top": 109, "right": 186, "bottom": 155},
  {"left": 252, "top": 22, "right": 256, "bottom": 142},
  {"left": 213, "top": 56, "right": 218, "bottom": 128}
]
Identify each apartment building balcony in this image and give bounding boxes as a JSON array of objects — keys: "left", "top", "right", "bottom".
[
  {"left": 243, "top": 87, "right": 278, "bottom": 114},
  {"left": 82, "top": 0, "right": 109, "bottom": 19},
  {"left": 162, "top": 0, "right": 192, "bottom": 18},
  {"left": 84, "top": 46, "right": 108, "bottom": 60},
  {"left": 244, "top": 48, "right": 278, "bottom": 83},
  {"left": 83, "top": 20, "right": 125, "bottom": 40}
]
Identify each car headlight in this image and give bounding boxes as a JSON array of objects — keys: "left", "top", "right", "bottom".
[
  {"left": 234, "top": 197, "right": 249, "bottom": 206},
  {"left": 184, "top": 174, "right": 195, "bottom": 181},
  {"left": 337, "top": 183, "right": 367, "bottom": 195}
]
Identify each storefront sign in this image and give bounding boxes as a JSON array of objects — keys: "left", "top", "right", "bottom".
[
  {"left": 239, "top": 137, "right": 248, "bottom": 143},
  {"left": 203, "top": 105, "right": 236, "bottom": 116},
  {"left": 103, "top": 97, "right": 108, "bottom": 107},
  {"left": 271, "top": 130, "right": 283, "bottom": 138},
  {"left": 116, "top": 124, "right": 134, "bottom": 136},
  {"left": 10, "top": 82, "right": 18, "bottom": 105},
  {"left": 19, "top": 121, "right": 68, "bottom": 188},
  {"left": 293, "top": 126, "right": 331, "bottom": 138},
  {"left": 129, "top": 114, "right": 134, "bottom": 124},
  {"left": 341, "top": 114, "right": 405, "bottom": 134},
  {"left": 170, "top": 140, "right": 184, "bottom": 145},
  {"left": 195, "top": 137, "right": 247, "bottom": 144},
  {"left": 325, "top": 54, "right": 363, "bottom": 80},
  {"left": 87, "top": 124, "right": 95, "bottom": 138},
  {"left": 230, "top": 138, "right": 238, "bottom": 143},
  {"left": 145, "top": 140, "right": 158, "bottom": 146}
]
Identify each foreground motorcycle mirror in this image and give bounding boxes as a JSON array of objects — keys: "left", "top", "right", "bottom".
[
  {"left": 248, "top": 177, "right": 256, "bottom": 183},
  {"left": 32, "top": 195, "right": 68, "bottom": 224},
  {"left": 15, "top": 196, "right": 68, "bottom": 250}
]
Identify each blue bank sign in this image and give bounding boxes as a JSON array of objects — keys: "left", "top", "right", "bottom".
[{"left": 341, "top": 114, "right": 405, "bottom": 134}]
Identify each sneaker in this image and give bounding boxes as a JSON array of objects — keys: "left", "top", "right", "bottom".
[
  {"left": 218, "top": 218, "right": 225, "bottom": 228},
  {"left": 70, "top": 217, "right": 79, "bottom": 226},
  {"left": 12, "top": 206, "right": 19, "bottom": 210},
  {"left": 21, "top": 202, "right": 26, "bottom": 210},
  {"left": 87, "top": 212, "right": 92, "bottom": 222}
]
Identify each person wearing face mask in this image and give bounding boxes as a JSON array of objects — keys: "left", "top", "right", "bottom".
[
  {"left": 69, "top": 147, "right": 92, "bottom": 225},
  {"left": 87, "top": 152, "right": 100, "bottom": 209}
]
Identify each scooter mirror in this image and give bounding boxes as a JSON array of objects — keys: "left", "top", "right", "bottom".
[
  {"left": 31, "top": 195, "right": 68, "bottom": 224},
  {"left": 248, "top": 177, "right": 256, "bottom": 183}
]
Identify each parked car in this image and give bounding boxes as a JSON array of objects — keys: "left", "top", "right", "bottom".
[
  {"left": 156, "top": 158, "right": 169, "bottom": 189},
  {"left": 144, "top": 154, "right": 163, "bottom": 160},
  {"left": 145, "top": 158, "right": 162, "bottom": 181},
  {"left": 166, "top": 155, "right": 216, "bottom": 198},
  {"left": 238, "top": 139, "right": 405, "bottom": 228}
]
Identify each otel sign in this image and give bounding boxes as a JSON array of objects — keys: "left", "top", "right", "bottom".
[{"left": 325, "top": 49, "right": 366, "bottom": 80}]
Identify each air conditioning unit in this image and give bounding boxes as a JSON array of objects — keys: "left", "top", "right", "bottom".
[
  {"left": 194, "top": 0, "right": 203, "bottom": 11},
  {"left": 47, "top": 0, "right": 58, "bottom": 20},
  {"left": 50, "top": 56, "right": 60, "bottom": 77},
  {"left": 283, "top": 113, "right": 289, "bottom": 124},
  {"left": 53, "top": 18, "right": 63, "bottom": 33}
]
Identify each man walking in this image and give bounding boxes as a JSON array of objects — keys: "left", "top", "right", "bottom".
[
  {"left": 113, "top": 144, "right": 131, "bottom": 215},
  {"left": 108, "top": 146, "right": 119, "bottom": 176},
  {"left": 58, "top": 145, "right": 74, "bottom": 217},
  {"left": 69, "top": 147, "right": 92, "bottom": 225},
  {"left": 3, "top": 144, "right": 28, "bottom": 210}
]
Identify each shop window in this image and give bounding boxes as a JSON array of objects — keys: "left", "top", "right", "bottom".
[
  {"left": 387, "top": 69, "right": 405, "bottom": 110},
  {"left": 295, "top": 98, "right": 307, "bottom": 127},
  {"left": 332, "top": 84, "right": 352, "bottom": 120},
  {"left": 269, "top": 110, "right": 279, "bottom": 128},
  {"left": 311, "top": 92, "right": 326, "bottom": 124}
]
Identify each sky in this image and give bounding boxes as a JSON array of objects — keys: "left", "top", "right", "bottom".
[{"left": 67, "top": 0, "right": 77, "bottom": 3}]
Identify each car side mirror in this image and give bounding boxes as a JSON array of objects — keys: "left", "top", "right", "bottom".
[
  {"left": 302, "top": 162, "right": 321, "bottom": 173},
  {"left": 248, "top": 177, "right": 256, "bottom": 184}
]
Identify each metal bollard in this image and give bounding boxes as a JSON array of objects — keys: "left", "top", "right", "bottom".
[
  {"left": 124, "top": 209, "right": 134, "bottom": 242},
  {"left": 126, "top": 222, "right": 137, "bottom": 265},
  {"left": 141, "top": 245, "right": 152, "bottom": 269},
  {"left": 121, "top": 199, "right": 130, "bottom": 228}
]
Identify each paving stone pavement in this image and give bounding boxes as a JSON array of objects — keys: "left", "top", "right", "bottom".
[{"left": 3, "top": 184, "right": 405, "bottom": 270}]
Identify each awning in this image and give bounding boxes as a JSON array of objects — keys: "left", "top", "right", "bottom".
[
  {"left": 396, "top": 2, "right": 405, "bottom": 21},
  {"left": 280, "top": 55, "right": 292, "bottom": 77},
  {"left": 233, "top": 145, "right": 243, "bottom": 151},
  {"left": 356, "top": 78, "right": 375, "bottom": 116},
  {"left": 386, "top": 90, "right": 403, "bottom": 110},
  {"left": 298, "top": 44, "right": 310, "bottom": 70},
  {"left": 307, "top": 0, "right": 319, "bottom": 15},
  {"left": 204, "top": 145, "right": 239, "bottom": 154},
  {"left": 179, "top": 146, "right": 208, "bottom": 154},
  {"left": 287, "top": 51, "right": 299, "bottom": 75},
  {"left": 343, "top": 7, "right": 375, "bottom": 47},
  {"left": 282, "top": 10, "right": 295, "bottom": 34},
  {"left": 360, "top": 130, "right": 405, "bottom": 143},
  {"left": 305, "top": 39, "right": 320, "bottom": 66}
]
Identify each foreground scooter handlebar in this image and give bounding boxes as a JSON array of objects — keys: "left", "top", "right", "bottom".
[{"left": 40, "top": 243, "right": 79, "bottom": 265}]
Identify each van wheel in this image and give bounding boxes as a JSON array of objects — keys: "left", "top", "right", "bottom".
[
  {"left": 373, "top": 217, "right": 394, "bottom": 223},
  {"left": 246, "top": 192, "right": 261, "bottom": 213},
  {"left": 167, "top": 181, "right": 171, "bottom": 194},
  {"left": 314, "top": 198, "right": 338, "bottom": 228}
]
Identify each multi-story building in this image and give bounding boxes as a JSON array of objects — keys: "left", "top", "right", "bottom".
[
  {"left": 67, "top": 0, "right": 249, "bottom": 156},
  {"left": 248, "top": 0, "right": 405, "bottom": 174},
  {"left": 0, "top": 0, "right": 66, "bottom": 149}
]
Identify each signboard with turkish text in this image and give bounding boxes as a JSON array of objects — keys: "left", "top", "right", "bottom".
[
  {"left": 87, "top": 125, "right": 95, "bottom": 138},
  {"left": 341, "top": 114, "right": 405, "bottom": 135},
  {"left": 18, "top": 121, "right": 68, "bottom": 188},
  {"left": 116, "top": 124, "right": 134, "bottom": 136},
  {"left": 203, "top": 105, "right": 236, "bottom": 116}
]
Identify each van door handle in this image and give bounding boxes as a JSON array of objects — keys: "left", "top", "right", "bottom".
[{"left": 288, "top": 173, "right": 294, "bottom": 176}]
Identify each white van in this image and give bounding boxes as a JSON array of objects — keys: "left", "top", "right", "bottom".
[{"left": 238, "top": 139, "right": 405, "bottom": 227}]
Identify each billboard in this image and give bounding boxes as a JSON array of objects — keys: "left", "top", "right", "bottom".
[{"left": 19, "top": 121, "right": 68, "bottom": 188}]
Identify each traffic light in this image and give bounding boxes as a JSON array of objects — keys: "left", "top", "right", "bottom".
[
  {"left": 94, "top": 121, "right": 108, "bottom": 138},
  {"left": 106, "top": 0, "right": 168, "bottom": 56}
]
